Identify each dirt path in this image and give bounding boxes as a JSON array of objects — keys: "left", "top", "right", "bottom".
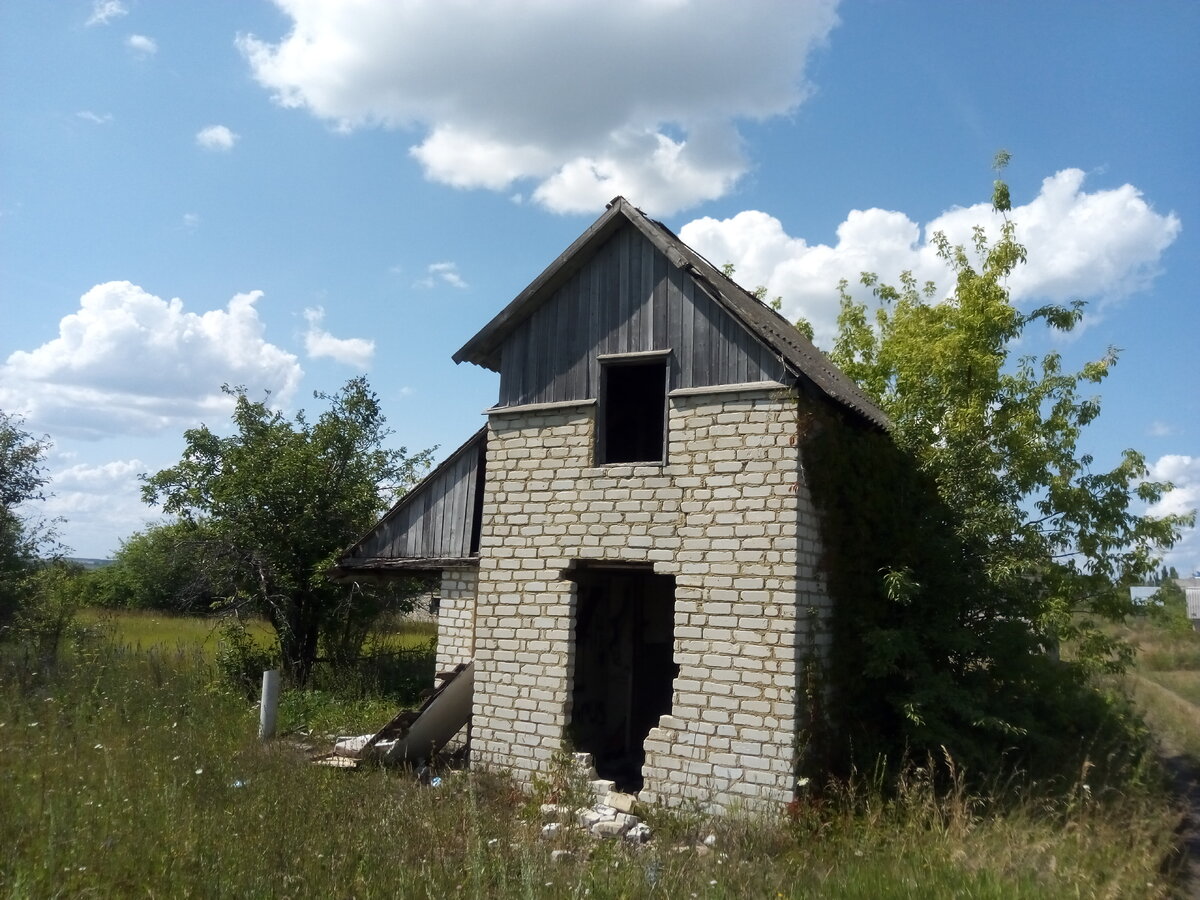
[
  {"left": 1157, "top": 750, "right": 1200, "bottom": 897},
  {"left": 1130, "top": 674, "right": 1200, "bottom": 895}
]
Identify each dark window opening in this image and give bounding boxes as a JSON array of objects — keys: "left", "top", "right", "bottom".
[
  {"left": 569, "top": 568, "right": 677, "bottom": 793},
  {"left": 599, "top": 360, "right": 666, "bottom": 464}
]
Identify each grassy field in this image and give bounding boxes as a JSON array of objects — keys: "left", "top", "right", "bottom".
[
  {"left": 0, "top": 613, "right": 1191, "bottom": 897},
  {"left": 1121, "top": 618, "right": 1200, "bottom": 764},
  {"left": 75, "top": 608, "right": 436, "bottom": 657}
]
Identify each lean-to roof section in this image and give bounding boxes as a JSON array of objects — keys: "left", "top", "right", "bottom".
[{"left": 334, "top": 428, "right": 486, "bottom": 574}]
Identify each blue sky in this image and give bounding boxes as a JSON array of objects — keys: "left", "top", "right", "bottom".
[{"left": 2, "top": 0, "right": 1197, "bottom": 574}]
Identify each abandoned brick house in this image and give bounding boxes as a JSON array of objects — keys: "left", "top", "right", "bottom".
[{"left": 335, "top": 197, "right": 887, "bottom": 812}]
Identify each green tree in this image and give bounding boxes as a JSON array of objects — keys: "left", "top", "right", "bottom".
[
  {"left": 81, "top": 521, "right": 222, "bottom": 613},
  {"left": 828, "top": 154, "right": 1191, "bottom": 668},
  {"left": 142, "top": 378, "right": 433, "bottom": 682},
  {"left": 0, "top": 411, "right": 56, "bottom": 637},
  {"left": 796, "top": 156, "right": 1193, "bottom": 780}
]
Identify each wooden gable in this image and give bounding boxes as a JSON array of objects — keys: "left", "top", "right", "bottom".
[
  {"left": 456, "top": 197, "right": 888, "bottom": 428},
  {"left": 490, "top": 222, "right": 789, "bottom": 408}
]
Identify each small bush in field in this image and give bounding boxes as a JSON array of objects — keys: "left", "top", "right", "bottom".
[{"left": 214, "top": 615, "right": 279, "bottom": 696}]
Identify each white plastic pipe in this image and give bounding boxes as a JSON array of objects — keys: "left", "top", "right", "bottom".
[{"left": 259, "top": 669, "right": 280, "bottom": 741}]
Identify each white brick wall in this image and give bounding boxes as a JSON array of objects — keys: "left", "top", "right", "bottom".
[
  {"left": 436, "top": 568, "right": 477, "bottom": 675},
  {"left": 465, "top": 383, "right": 830, "bottom": 812}
]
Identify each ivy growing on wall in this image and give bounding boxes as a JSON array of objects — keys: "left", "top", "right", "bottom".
[{"left": 800, "top": 407, "right": 1149, "bottom": 785}]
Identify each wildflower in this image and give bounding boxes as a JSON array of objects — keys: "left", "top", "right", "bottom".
[
  {"left": 195, "top": 768, "right": 203, "bottom": 775},
  {"left": 94, "top": 743, "right": 104, "bottom": 750}
]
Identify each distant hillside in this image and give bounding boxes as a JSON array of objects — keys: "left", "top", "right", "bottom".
[{"left": 66, "top": 558, "right": 113, "bottom": 570}]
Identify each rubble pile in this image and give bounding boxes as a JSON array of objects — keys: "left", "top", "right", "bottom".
[{"left": 533, "top": 753, "right": 654, "bottom": 844}]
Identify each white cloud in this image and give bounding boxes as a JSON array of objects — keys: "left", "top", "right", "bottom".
[
  {"left": 39, "top": 459, "right": 154, "bottom": 557},
  {"left": 415, "top": 262, "right": 467, "bottom": 290},
  {"left": 1150, "top": 421, "right": 1178, "bottom": 438},
  {"left": 0, "top": 281, "right": 303, "bottom": 439},
  {"left": 126, "top": 34, "right": 158, "bottom": 56},
  {"left": 680, "top": 169, "right": 1181, "bottom": 345},
  {"left": 86, "top": 1, "right": 127, "bottom": 27},
  {"left": 195, "top": 125, "right": 239, "bottom": 151},
  {"left": 181, "top": 212, "right": 200, "bottom": 230},
  {"left": 238, "top": 0, "right": 840, "bottom": 215},
  {"left": 302, "top": 307, "right": 375, "bottom": 368},
  {"left": 1147, "top": 455, "right": 1200, "bottom": 577},
  {"left": 76, "top": 110, "right": 113, "bottom": 125}
]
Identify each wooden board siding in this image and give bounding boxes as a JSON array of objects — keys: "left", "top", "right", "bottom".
[
  {"left": 344, "top": 430, "right": 486, "bottom": 563},
  {"left": 495, "top": 224, "right": 787, "bottom": 407}
]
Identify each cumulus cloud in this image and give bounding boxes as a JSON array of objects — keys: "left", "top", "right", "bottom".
[
  {"left": 680, "top": 169, "right": 1181, "bottom": 344},
  {"left": 416, "top": 262, "right": 467, "bottom": 290},
  {"left": 39, "top": 459, "right": 153, "bottom": 557},
  {"left": 0, "top": 281, "right": 302, "bottom": 439},
  {"left": 1147, "top": 455, "right": 1200, "bottom": 577},
  {"left": 76, "top": 110, "right": 113, "bottom": 125},
  {"left": 237, "top": 0, "right": 840, "bottom": 214},
  {"left": 195, "top": 125, "right": 238, "bottom": 151},
  {"left": 302, "top": 307, "right": 375, "bottom": 368},
  {"left": 126, "top": 34, "right": 158, "bottom": 55},
  {"left": 86, "top": 1, "right": 127, "bottom": 27}
]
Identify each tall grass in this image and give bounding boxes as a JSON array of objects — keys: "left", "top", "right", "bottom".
[{"left": 0, "top": 634, "right": 1183, "bottom": 898}]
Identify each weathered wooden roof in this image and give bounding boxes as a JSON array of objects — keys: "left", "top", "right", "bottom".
[
  {"left": 454, "top": 197, "right": 888, "bottom": 429},
  {"left": 333, "top": 428, "right": 486, "bottom": 575}
]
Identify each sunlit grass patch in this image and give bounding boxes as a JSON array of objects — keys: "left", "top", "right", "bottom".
[
  {"left": 1128, "top": 674, "right": 1200, "bottom": 762},
  {"left": 1119, "top": 617, "right": 1200, "bottom": 672},
  {"left": 75, "top": 607, "right": 275, "bottom": 656},
  {"left": 1142, "top": 670, "right": 1200, "bottom": 707}
]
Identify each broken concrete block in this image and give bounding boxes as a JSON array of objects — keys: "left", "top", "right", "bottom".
[
  {"left": 591, "top": 819, "right": 632, "bottom": 838},
  {"left": 577, "top": 808, "right": 606, "bottom": 829},
  {"left": 539, "top": 823, "right": 563, "bottom": 840},
  {"left": 703, "top": 833, "right": 718, "bottom": 848},
  {"left": 589, "top": 779, "right": 615, "bottom": 796},
  {"left": 625, "top": 822, "right": 653, "bottom": 845},
  {"left": 612, "top": 812, "right": 638, "bottom": 830},
  {"left": 604, "top": 791, "right": 636, "bottom": 813},
  {"left": 540, "top": 803, "right": 571, "bottom": 823},
  {"left": 550, "top": 850, "right": 574, "bottom": 863}
]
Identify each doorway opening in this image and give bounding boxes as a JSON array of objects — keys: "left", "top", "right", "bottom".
[{"left": 569, "top": 566, "right": 677, "bottom": 792}]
